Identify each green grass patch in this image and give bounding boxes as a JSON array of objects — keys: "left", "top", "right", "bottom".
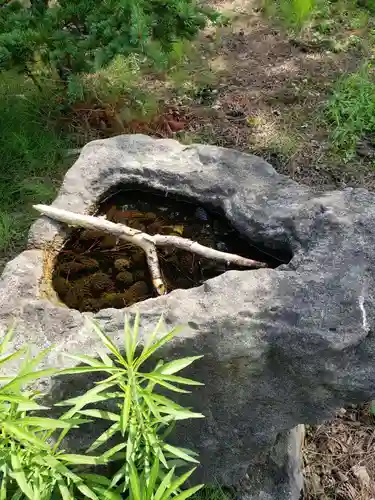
[
  {"left": 0, "top": 73, "right": 71, "bottom": 255},
  {"left": 324, "top": 63, "right": 375, "bottom": 158},
  {"left": 193, "top": 485, "right": 233, "bottom": 499},
  {"left": 263, "top": 0, "right": 371, "bottom": 36}
]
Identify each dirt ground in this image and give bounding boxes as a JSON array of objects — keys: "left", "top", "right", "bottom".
[
  {"left": 181, "top": 1, "right": 375, "bottom": 498},
  {"left": 180, "top": 0, "right": 375, "bottom": 191},
  {"left": 304, "top": 406, "right": 375, "bottom": 499}
]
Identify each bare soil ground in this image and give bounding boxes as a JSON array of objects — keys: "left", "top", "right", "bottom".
[{"left": 181, "top": 0, "right": 375, "bottom": 190}]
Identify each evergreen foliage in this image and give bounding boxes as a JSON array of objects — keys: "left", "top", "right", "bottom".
[{"left": 0, "top": 0, "right": 219, "bottom": 79}]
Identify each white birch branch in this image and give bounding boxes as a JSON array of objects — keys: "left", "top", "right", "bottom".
[{"left": 33, "top": 204, "right": 268, "bottom": 295}]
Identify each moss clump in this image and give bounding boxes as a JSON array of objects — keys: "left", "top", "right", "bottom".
[
  {"left": 53, "top": 276, "right": 71, "bottom": 298},
  {"left": 74, "top": 275, "right": 93, "bottom": 295},
  {"left": 76, "top": 256, "right": 100, "bottom": 271},
  {"left": 126, "top": 281, "right": 149, "bottom": 302},
  {"left": 99, "top": 235, "right": 117, "bottom": 249},
  {"left": 59, "top": 261, "right": 87, "bottom": 277},
  {"left": 81, "top": 298, "right": 103, "bottom": 312},
  {"left": 79, "top": 229, "right": 106, "bottom": 241},
  {"left": 64, "top": 284, "right": 88, "bottom": 310},
  {"left": 116, "top": 271, "right": 134, "bottom": 287},
  {"left": 101, "top": 292, "right": 130, "bottom": 309},
  {"left": 90, "top": 272, "right": 115, "bottom": 294},
  {"left": 133, "top": 269, "right": 146, "bottom": 281},
  {"left": 114, "top": 258, "right": 132, "bottom": 272}
]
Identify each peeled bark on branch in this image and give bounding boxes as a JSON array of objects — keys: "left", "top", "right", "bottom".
[{"left": 33, "top": 204, "right": 268, "bottom": 295}]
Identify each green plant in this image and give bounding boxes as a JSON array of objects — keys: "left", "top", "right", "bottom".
[
  {"left": 325, "top": 63, "right": 375, "bottom": 157},
  {"left": 263, "top": 0, "right": 316, "bottom": 29},
  {"left": 192, "top": 485, "right": 232, "bottom": 500},
  {"left": 0, "top": 0, "right": 221, "bottom": 83},
  {"left": 0, "top": 313, "right": 205, "bottom": 499},
  {"left": 264, "top": 0, "right": 371, "bottom": 38},
  {"left": 58, "top": 312, "right": 205, "bottom": 498},
  {"left": 0, "top": 326, "right": 105, "bottom": 499}
]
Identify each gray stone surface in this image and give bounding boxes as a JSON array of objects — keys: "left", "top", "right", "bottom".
[
  {"left": 239, "top": 425, "right": 305, "bottom": 500},
  {"left": 1, "top": 134, "right": 375, "bottom": 498}
]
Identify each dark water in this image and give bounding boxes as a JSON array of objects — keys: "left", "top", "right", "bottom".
[{"left": 52, "top": 188, "right": 286, "bottom": 312}]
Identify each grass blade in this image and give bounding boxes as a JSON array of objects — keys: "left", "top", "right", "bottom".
[
  {"left": 148, "top": 373, "right": 203, "bottom": 386},
  {"left": 154, "top": 467, "right": 175, "bottom": 500},
  {"left": 10, "top": 452, "right": 34, "bottom": 499},
  {"left": 56, "top": 382, "right": 119, "bottom": 409},
  {"left": 142, "top": 375, "right": 190, "bottom": 394},
  {"left": 57, "top": 366, "right": 122, "bottom": 376},
  {"left": 59, "top": 454, "right": 104, "bottom": 465},
  {"left": 90, "top": 485, "right": 123, "bottom": 500},
  {"left": 162, "top": 444, "right": 199, "bottom": 464},
  {"left": 171, "top": 484, "right": 204, "bottom": 500},
  {"left": 128, "top": 461, "right": 142, "bottom": 500},
  {"left": 76, "top": 482, "right": 99, "bottom": 500},
  {"left": 102, "top": 442, "right": 127, "bottom": 461},
  {"left": 135, "top": 326, "right": 182, "bottom": 370},
  {"left": 3, "top": 422, "right": 50, "bottom": 449},
  {"left": 156, "top": 356, "right": 203, "bottom": 376},
  {"left": 79, "top": 409, "right": 120, "bottom": 421},
  {"left": 0, "top": 324, "right": 15, "bottom": 355},
  {"left": 87, "top": 422, "right": 120, "bottom": 453},
  {"left": 97, "top": 349, "right": 114, "bottom": 366},
  {"left": 57, "top": 477, "right": 74, "bottom": 500},
  {"left": 158, "top": 407, "right": 204, "bottom": 420},
  {"left": 63, "top": 353, "right": 109, "bottom": 368},
  {"left": 0, "top": 347, "right": 27, "bottom": 370},
  {"left": 17, "top": 417, "right": 88, "bottom": 429},
  {"left": 160, "top": 468, "right": 196, "bottom": 499},
  {"left": 140, "top": 314, "right": 165, "bottom": 360},
  {"left": 120, "top": 383, "right": 131, "bottom": 435},
  {"left": 0, "top": 393, "right": 47, "bottom": 406},
  {"left": 1, "top": 369, "right": 58, "bottom": 391},
  {"left": 89, "top": 319, "right": 127, "bottom": 367}
]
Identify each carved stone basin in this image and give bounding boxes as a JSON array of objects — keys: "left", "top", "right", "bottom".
[{"left": 1, "top": 135, "right": 374, "bottom": 499}]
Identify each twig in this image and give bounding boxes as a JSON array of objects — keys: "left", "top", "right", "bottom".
[{"left": 33, "top": 204, "right": 268, "bottom": 295}]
